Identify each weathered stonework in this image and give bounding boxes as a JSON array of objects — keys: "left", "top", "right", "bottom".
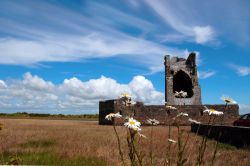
[
  {"left": 99, "top": 99, "right": 239, "bottom": 125},
  {"left": 99, "top": 53, "right": 239, "bottom": 125},
  {"left": 165, "top": 53, "right": 201, "bottom": 105}
]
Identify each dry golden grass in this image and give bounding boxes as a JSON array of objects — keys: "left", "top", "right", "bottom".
[{"left": 0, "top": 118, "right": 249, "bottom": 166}]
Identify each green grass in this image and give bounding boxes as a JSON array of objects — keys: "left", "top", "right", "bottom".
[
  {"left": 20, "top": 139, "right": 56, "bottom": 148},
  {"left": 0, "top": 112, "right": 99, "bottom": 121},
  {"left": 217, "top": 142, "right": 237, "bottom": 150},
  {"left": 2, "top": 152, "right": 107, "bottom": 166},
  {"left": 6, "top": 139, "right": 107, "bottom": 165}
]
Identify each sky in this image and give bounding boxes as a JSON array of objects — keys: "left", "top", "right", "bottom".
[{"left": 0, "top": 0, "right": 250, "bottom": 114}]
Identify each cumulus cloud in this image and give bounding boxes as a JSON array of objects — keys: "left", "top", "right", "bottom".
[
  {"left": 229, "top": 64, "right": 250, "bottom": 76},
  {"left": 129, "top": 76, "right": 164, "bottom": 104},
  {"left": 0, "top": 73, "right": 164, "bottom": 114},
  {"left": 22, "top": 72, "right": 55, "bottom": 92}
]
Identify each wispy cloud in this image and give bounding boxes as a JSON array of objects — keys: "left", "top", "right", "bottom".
[
  {"left": 229, "top": 64, "right": 250, "bottom": 76},
  {"left": 143, "top": 0, "right": 215, "bottom": 44},
  {"left": 198, "top": 70, "right": 216, "bottom": 79},
  {"left": 1, "top": 0, "right": 249, "bottom": 74},
  {"left": 0, "top": 0, "right": 189, "bottom": 73}
]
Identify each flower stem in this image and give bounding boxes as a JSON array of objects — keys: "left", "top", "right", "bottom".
[
  {"left": 150, "top": 125, "right": 154, "bottom": 166},
  {"left": 211, "top": 103, "right": 228, "bottom": 165},
  {"left": 113, "top": 124, "right": 126, "bottom": 166},
  {"left": 196, "top": 116, "right": 215, "bottom": 166}
]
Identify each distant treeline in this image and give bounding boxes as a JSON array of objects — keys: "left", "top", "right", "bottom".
[{"left": 0, "top": 112, "right": 99, "bottom": 120}]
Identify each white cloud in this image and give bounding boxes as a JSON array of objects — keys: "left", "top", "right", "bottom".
[
  {"left": 22, "top": 72, "right": 54, "bottom": 92},
  {"left": 198, "top": 70, "right": 216, "bottom": 79},
  {"left": 0, "top": 0, "right": 193, "bottom": 74},
  {"left": 129, "top": 76, "right": 164, "bottom": 104},
  {"left": 193, "top": 26, "right": 214, "bottom": 44},
  {"left": 0, "top": 35, "right": 189, "bottom": 74},
  {"left": 0, "top": 73, "right": 164, "bottom": 114},
  {"left": 239, "top": 104, "right": 250, "bottom": 115},
  {"left": 229, "top": 64, "right": 250, "bottom": 76},
  {"left": 0, "top": 80, "right": 7, "bottom": 89},
  {"left": 144, "top": 0, "right": 215, "bottom": 44}
]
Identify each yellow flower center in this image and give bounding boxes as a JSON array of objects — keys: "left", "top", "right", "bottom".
[
  {"left": 129, "top": 121, "right": 136, "bottom": 125},
  {"left": 210, "top": 109, "right": 216, "bottom": 112}
]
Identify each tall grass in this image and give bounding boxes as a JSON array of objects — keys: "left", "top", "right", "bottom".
[
  {"left": 0, "top": 118, "right": 249, "bottom": 165},
  {"left": 104, "top": 94, "right": 249, "bottom": 166},
  {"left": 3, "top": 152, "right": 107, "bottom": 165}
]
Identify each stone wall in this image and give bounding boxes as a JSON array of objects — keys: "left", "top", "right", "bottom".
[
  {"left": 99, "top": 100, "right": 115, "bottom": 125},
  {"left": 191, "top": 123, "right": 250, "bottom": 147},
  {"left": 99, "top": 99, "right": 239, "bottom": 125}
]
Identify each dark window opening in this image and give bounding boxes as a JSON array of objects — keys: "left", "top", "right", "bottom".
[{"left": 173, "top": 70, "right": 194, "bottom": 98}]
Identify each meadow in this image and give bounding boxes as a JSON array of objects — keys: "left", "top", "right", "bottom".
[{"left": 0, "top": 118, "right": 249, "bottom": 165}]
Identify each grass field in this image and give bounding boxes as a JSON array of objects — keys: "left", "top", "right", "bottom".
[{"left": 0, "top": 118, "right": 249, "bottom": 165}]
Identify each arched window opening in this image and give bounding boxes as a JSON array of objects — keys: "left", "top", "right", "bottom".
[{"left": 173, "top": 70, "right": 194, "bottom": 98}]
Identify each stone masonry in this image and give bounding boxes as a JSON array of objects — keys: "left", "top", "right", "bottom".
[
  {"left": 99, "top": 99, "right": 239, "bottom": 125},
  {"left": 165, "top": 53, "right": 201, "bottom": 105}
]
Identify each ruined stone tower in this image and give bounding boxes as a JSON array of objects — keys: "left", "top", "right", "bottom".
[
  {"left": 99, "top": 52, "right": 239, "bottom": 125},
  {"left": 164, "top": 52, "right": 201, "bottom": 105}
]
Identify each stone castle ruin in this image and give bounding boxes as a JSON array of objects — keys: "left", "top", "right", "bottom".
[
  {"left": 165, "top": 53, "right": 201, "bottom": 105},
  {"left": 99, "top": 53, "right": 239, "bottom": 125}
]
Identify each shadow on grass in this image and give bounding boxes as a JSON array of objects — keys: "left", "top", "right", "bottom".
[
  {"left": 2, "top": 152, "right": 107, "bottom": 166},
  {"left": 217, "top": 142, "right": 237, "bottom": 150}
]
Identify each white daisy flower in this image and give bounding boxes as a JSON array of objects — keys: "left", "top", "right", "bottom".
[
  {"left": 188, "top": 118, "right": 201, "bottom": 124},
  {"left": 127, "top": 100, "right": 136, "bottom": 106},
  {"left": 120, "top": 93, "right": 131, "bottom": 99},
  {"left": 179, "top": 90, "right": 185, "bottom": 93},
  {"left": 168, "top": 139, "right": 177, "bottom": 143},
  {"left": 120, "top": 93, "right": 137, "bottom": 106},
  {"left": 124, "top": 118, "right": 141, "bottom": 131},
  {"left": 221, "top": 96, "right": 237, "bottom": 104},
  {"left": 203, "top": 107, "right": 223, "bottom": 116},
  {"left": 176, "top": 112, "right": 189, "bottom": 117},
  {"left": 174, "top": 90, "right": 187, "bottom": 98},
  {"left": 174, "top": 91, "right": 180, "bottom": 97},
  {"left": 132, "top": 126, "right": 142, "bottom": 131},
  {"left": 105, "top": 112, "right": 122, "bottom": 120},
  {"left": 165, "top": 105, "right": 177, "bottom": 110},
  {"left": 182, "top": 92, "right": 187, "bottom": 98},
  {"left": 146, "top": 118, "right": 160, "bottom": 125},
  {"left": 138, "top": 132, "right": 147, "bottom": 138}
]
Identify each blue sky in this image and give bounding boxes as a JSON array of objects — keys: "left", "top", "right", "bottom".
[{"left": 0, "top": 0, "right": 250, "bottom": 114}]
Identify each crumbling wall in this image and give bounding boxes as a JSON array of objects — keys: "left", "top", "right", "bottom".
[
  {"left": 165, "top": 53, "right": 201, "bottom": 105},
  {"left": 99, "top": 99, "right": 239, "bottom": 125},
  {"left": 191, "top": 123, "right": 250, "bottom": 147}
]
